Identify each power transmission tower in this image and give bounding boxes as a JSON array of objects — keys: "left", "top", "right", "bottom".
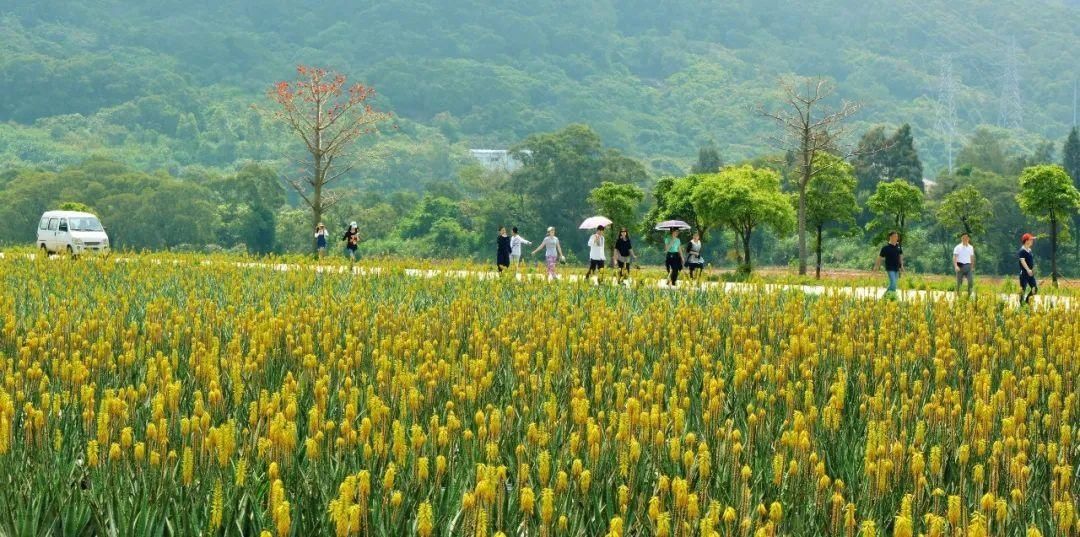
[
  {"left": 934, "top": 56, "right": 959, "bottom": 174},
  {"left": 998, "top": 37, "right": 1023, "bottom": 130}
]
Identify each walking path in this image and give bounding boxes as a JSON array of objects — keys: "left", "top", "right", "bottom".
[{"left": 1, "top": 252, "right": 1072, "bottom": 309}]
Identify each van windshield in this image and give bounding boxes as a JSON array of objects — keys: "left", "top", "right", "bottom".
[{"left": 69, "top": 217, "right": 104, "bottom": 232}]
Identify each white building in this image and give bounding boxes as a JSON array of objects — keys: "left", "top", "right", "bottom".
[{"left": 469, "top": 149, "right": 529, "bottom": 173}]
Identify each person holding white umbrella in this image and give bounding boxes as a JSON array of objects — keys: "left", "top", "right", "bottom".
[
  {"left": 585, "top": 225, "right": 607, "bottom": 281},
  {"left": 655, "top": 221, "right": 690, "bottom": 287},
  {"left": 578, "top": 216, "right": 612, "bottom": 283},
  {"left": 664, "top": 228, "right": 684, "bottom": 287}
]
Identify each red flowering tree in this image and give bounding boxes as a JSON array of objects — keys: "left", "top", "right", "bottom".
[{"left": 268, "top": 66, "right": 391, "bottom": 247}]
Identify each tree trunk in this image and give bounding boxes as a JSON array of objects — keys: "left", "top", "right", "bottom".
[
  {"left": 797, "top": 181, "right": 808, "bottom": 275},
  {"left": 742, "top": 229, "right": 753, "bottom": 270},
  {"left": 312, "top": 153, "right": 324, "bottom": 250},
  {"left": 1050, "top": 215, "right": 1058, "bottom": 286},
  {"left": 311, "top": 99, "right": 325, "bottom": 252},
  {"left": 815, "top": 224, "right": 823, "bottom": 279},
  {"left": 794, "top": 151, "right": 812, "bottom": 274}
]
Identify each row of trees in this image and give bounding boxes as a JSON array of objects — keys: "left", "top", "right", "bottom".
[
  {"left": 2, "top": 68, "right": 1078, "bottom": 283},
  {"left": 1, "top": 122, "right": 1077, "bottom": 284},
  {"left": 0, "top": 158, "right": 282, "bottom": 253}
]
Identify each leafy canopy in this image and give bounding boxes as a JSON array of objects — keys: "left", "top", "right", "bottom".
[
  {"left": 936, "top": 185, "right": 992, "bottom": 237},
  {"left": 1017, "top": 165, "right": 1080, "bottom": 224},
  {"left": 867, "top": 179, "right": 923, "bottom": 237}
]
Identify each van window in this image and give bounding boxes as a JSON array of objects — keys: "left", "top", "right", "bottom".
[
  {"left": 39, "top": 217, "right": 49, "bottom": 230},
  {"left": 58, "top": 219, "right": 68, "bottom": 232},
  {"left": 69, "top": 217, "right": 104, "bottom": 232},
  {"left": 48, "top": 218, "right": 59, "bottom": 231}
]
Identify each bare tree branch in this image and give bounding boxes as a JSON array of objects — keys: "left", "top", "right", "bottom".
[{"left": 757, "top": 76, "right": 861, "bottom": 276}]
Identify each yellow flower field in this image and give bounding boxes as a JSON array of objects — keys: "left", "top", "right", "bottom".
[{"left": 0, "top": 254, "right": 1076, "bottom": 536}]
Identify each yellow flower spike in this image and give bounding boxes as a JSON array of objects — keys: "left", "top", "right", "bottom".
[
  {"left": 520, "top": 486, "right": 535, "bottom": 516},
  {"left": 540, "top": 488, "right": 555, "bottom": 525},
  {"left": 181, "top": 447, "right": 194, "bottom": 486},
  {"left": 723, "top": 507, "right": 737, "bottom": 525},
  {"left": 769, "top": 502, "right": 782, "bottom": 524},
  {"left": 210, "top": 479, "right": 224, "bottom": 531},
  {"left": 893, "top": 515, "right": 912, "bottom": 537}
]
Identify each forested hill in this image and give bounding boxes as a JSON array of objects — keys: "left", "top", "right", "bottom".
[{"left": 2, "top": 0, "right": 1078, "bottom": 179}]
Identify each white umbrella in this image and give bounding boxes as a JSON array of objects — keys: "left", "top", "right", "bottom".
[
  {"left": 655, "top": 220, "right": 691, "bottom": 231},
  {"left": 579, "top": 216, "right": 613, "bottom": 229}
]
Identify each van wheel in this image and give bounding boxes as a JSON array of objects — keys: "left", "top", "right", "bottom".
[
  {"left": 40, "top": 243, "right": 49, "bottom": 257},
  {"left": 67, "top": 245, "right": 77, "bottom": 259}
]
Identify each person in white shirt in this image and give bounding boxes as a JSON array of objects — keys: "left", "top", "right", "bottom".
[
  {"left": 314, "top": 223, "right": 329, "bottom": 258},
  {"left": 509, "top": 227, "right": 531, "bottom": 267},
  {"left": 952, "top": 232, "right": 975, "bottom": 295},
  {"left": 586, "top": 225, "right": 606, "bottom": 280}
]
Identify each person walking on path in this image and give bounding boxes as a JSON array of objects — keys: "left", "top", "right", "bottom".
[
  {"left": 509, "top": 227, "right": 531, "bottom": 268},
  {"left": 664, "top": 229, "right": 684, "bottom": 287},
  {"left": 685, "top": 232, "right": 705, "bottom": 281},
  {"left": 315, "top": 223, "right": 329, "bottom": 259},
  {"left": 1018, "top": 233, "right": 1038, "bottom": 305},
  {"left": 342, "top": 222, "right": 359, "bottom": 261},
  {"left": 496, "top": 227, "right": 512, "bottom": 273},
  {"left": 586, "top": 225, "right": 606, "bottom": 281},
  {"left": 612, "top": 228, "right": 637, "bottom": 282},
  {"left": 532, "top": 227, "right": 566, "bottom": 280},
  {"left": 952, "top": 233, "right": 975, "bottom": 295},
  {"left": 874, "top": 231, "right": 903, "bottom": 297}
]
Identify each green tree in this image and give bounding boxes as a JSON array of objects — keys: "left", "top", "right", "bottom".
[
  {"left": 691, "top": 165, "right": 795, "bottom": 271},
  {"left": 957, "top": 127, "right": 1010, "bottom": 176},
  {"left": 588, "top": 181, "right": 645, "bottom": 239},
  {"left": 933, "top": 166, "right": 1026, "bottom": 274},
  {"left": 804, "top": 154, "right": 858, "bottom": 278},
  {"left": 852, "top": 124, "right": 922, "bottom": 193},
  {"left": 57, "top": 201, "right": 96, "bottom": 213},
  {"left": 399, "top": 196, "right": 468, "bottom": 239},
  {"left": 642, "top": 175, "right": 707, "bottom": 246},
  {"left": 690, "top": 141, "right": 723, "bottom": 174},
  {"left": 210, "top": 164, "right": 286, "bottom": 255},
  {"left": 852, "top": 126, "right": 891, "bottom": 193},
  {"left": 1016, "top": 165, "right": 1080, "bottom": 286},
  {"left": 885, "top": 124, "right": 923, "bottom": 190},
  {"left": 1064, "top": 127, "right": 1080, "bottom": 254},
  {"left": 1065, "top": 127, "right": 1080, "bottom": 188},
  {"left": 936, "top": 185, "right": 992, "bottom": 237},
  {"left": 512, "top": 124, "right": 646, "bottom": 256},
  {"left": 867, "top": 179, "right": 923, "bottom": 241}
]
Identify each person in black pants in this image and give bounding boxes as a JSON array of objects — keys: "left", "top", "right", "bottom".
[
  {"left": 1018, "top": 233, "right": 1037, "bottom": 305},
  {"left": 612, "top": 228, "right": 636, "bottom": 283},
  {"left": 585, "top": 225, "right": 607, "bottom": 281},
  {"left": 663, "top": 229, "right": 684, "bottom": 287},
  {"left": 342, "top": 222, "right": 359, "bottom": 261},
  {"left": 496, "top": 227, "right": 511, "bottom": 273}
]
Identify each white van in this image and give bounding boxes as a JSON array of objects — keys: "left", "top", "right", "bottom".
[{"left": 37, "top": 211, "right": 110, "bottom": 255}]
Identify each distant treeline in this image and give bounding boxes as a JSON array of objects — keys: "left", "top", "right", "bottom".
[{"left": 2, "top": 123, "right": 1077, "bottom": 278}]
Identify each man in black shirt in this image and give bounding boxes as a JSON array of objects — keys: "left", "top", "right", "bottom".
[
  {"left": 873, "top": 231, "right": 903, "bottom": 296},
  {"left": 1018, "top": 233, "right": 1037, "bottom": 305}
]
